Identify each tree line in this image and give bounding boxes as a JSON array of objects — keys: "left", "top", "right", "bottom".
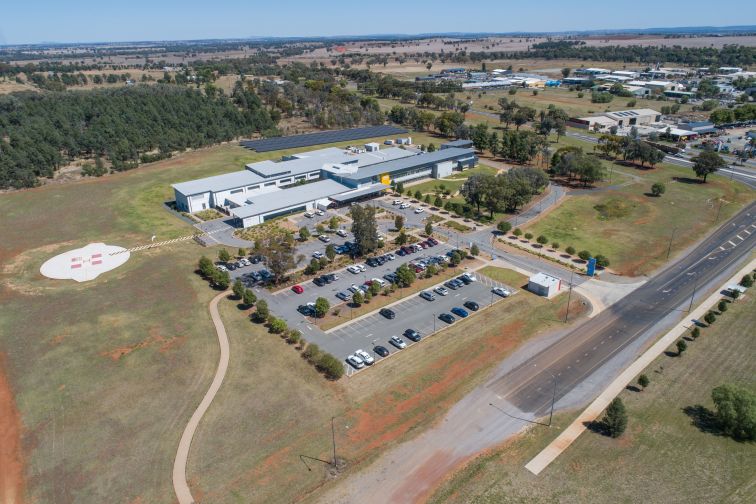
[
  {"left": 460, "top": 167, "right": 549, "bottom": 218},
  {"left": 0, "top": 83, "right": 275, "bottom": 189}
]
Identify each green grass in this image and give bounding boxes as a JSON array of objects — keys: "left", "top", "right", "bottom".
[
  {"left": 409, "top": 178, "right": 465, "bottom": 197},
  {"left": 428, "top": 292, "right": 756, "bottom": 504},
  {"left": 525, "top": 160, "right": 753, "bottom": 276},
  {"left": 445, "top": 164, "right": 499, "bottom": 179},
  {"left": 443, "top": 220, "right": 474, "bottom": 232},
  {"left": 479, "top": 266, "right": 528, "bottom": 287}
]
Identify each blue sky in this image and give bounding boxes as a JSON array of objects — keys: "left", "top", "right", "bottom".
[{"left": 1, "top": 0, "right": 753, "bottom": 45}]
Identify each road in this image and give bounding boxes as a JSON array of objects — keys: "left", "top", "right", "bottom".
[
  {"left": 490, "top": 201, "right": 756, "bottom": 417},
  {"left": 317, "top": 202, "right": 755, "bottom": 504}
]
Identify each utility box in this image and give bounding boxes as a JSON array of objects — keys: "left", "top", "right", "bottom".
[{"left": 528, "top": 272, "right": 561, "bottom": 298}]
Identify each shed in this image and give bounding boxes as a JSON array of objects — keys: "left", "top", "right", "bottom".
[{"left": 528, "top": 273, "right": 561, "bottom": 298}]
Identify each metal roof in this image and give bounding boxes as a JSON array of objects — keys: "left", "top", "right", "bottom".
[
  {"left": 442, "top": 139, "right": 474, "bottom": 148},
  {"left": 239, "top": 125, "right": 408, "bottom": 152},
  {"left": 341, "top": 148, "right": 476, "bottom": 181},
  {"left": 230, "top": 180, "right": 349, "bottom": 218},
  {"left": 329, "top": 183, "right": 389, "bottom": 202},
  {"left": 172, "top": 170, "right": 264, "bottom": 196}
]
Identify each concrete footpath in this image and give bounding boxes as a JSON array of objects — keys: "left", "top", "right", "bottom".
[{"left": 524, "top": 257, "right": 755, "bottom": 476}]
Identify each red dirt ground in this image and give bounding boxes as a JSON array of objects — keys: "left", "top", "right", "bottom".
[{"left": 0, "top": 353, "right": 25, "bottom": 504}]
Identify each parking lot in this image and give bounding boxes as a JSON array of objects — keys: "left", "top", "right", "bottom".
[{"left": 326, "top": 271, "right": 517, "bottom": 373}]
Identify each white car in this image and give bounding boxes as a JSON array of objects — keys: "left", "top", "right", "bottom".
[
  {"left": 399, "top": 203, "right": 411, "bottom": 209},
  {"left": 348, "top": 284, "right": 361, "bottom": 293},
  {"left": 357, "top": 264, "right": 367, "bottom": 272},
  {"left": 315, "top": 209, "right": 325, "bottom": 216},
  {"left": 304, "top": 211, "right": 314, "bottom": 218},
  {"left": 389, "top": 336, "right": 407, "bottom": 349},
  {"left": 216, "top": 264, "right": 228, "bottom": 272},
  {"left": 354, "top": 349, "right": 374, "bottom": 365},
  {"left": 492, "top": 287, "right": 511, "bottom": 298},
  {"left": 393, "top": 199, "right": 402, "bottom": 205},
  {"left": 346, "top": 354, "right": 365, "bottom": 369},
  {"left": 318, "top": 235, "right": 331, "bottom": 243},
  {"left": 312, "top": 251, "right": 324, "bottom": 259},
  {"left": 371, "top": 277, "right": 386, "bottom": 287},
  {"left": 414, "top": 207, "right": 425, "bottom": 214},
  {"left": 347, "top": 265, "right": 361, "bottom": 274},
  {"left": 462, "top": 272, "right": 477, "bottom": 282},
  {"left": 336, "top": 229, "right": 347, "bottom": 237},
  {"left": 434, "top": 286, "right": 449, "bottom": 296}
]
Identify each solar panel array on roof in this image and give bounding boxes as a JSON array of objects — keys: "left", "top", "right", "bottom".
[{"left": 240, "top": 125, "right": 408, "bottom": 152}]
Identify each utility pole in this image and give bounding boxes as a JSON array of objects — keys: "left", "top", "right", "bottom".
[
  {"left": 666, "top": 228, "right": 677, "bottom": 260},
  {"left": 564, "top": 270, "right": 574, "bottom": 323},
  {"left": 547, "top": 370, "right": 557, "bottom": 427},
  {"left": 331, "top": 416, "right": 337, "bottom": 467},
  {"left": 688, "top": 280, "right": 698, "bottom": 313}
]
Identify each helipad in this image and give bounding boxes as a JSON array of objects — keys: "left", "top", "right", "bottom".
[{"left": 40, "top": 243, "right": 130, "bottom": 282}]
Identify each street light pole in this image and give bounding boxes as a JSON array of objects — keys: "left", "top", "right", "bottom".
[
  {"left": 331, "top": 416, "right": 337, "bottom": 467},
  {"left": 546, "top": 370, "right": 557, "bottom": 427},
  {"left": 564, "top": 270, "right": 574, "bottom": 323},
  {"left": 666, "top": 227, "right": 677, "bottom": 261}
]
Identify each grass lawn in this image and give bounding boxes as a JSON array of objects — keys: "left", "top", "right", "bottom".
[
  {"left": 524, "top": 160, "right": 754, "bottom": 276},
  {"left": 479, "top": 265, "right": 528, "bottom": 288},
  {"left": 445, "top": 164, "right": 499, "bottom": 179},
  {"left": 428, "top": 290, "right": 756, "bottom": 504},
  {"left": 409, "top": 178, "right": 466, "bottom": 197},
  {"left": 186, "top": 278, "right": 588, "bottom": 503}
]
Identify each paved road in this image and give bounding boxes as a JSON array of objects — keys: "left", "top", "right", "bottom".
[
  {"left": 490, "top": 201, "right": 756, "bottom": 417},
  {"left": 173, "top": 290, "right": 231, "bottom": 504}
]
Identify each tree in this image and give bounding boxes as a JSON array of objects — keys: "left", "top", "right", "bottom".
[
  {"left": 395, "top": 215, "right": 405, "bottom": 230},
  {"left": 561, "top": 67, "right": 571, "bottom": 78},
  {"left": 317, "top": 353, "right": 345, "bottom": 380},
  {"left": 299, "top": 226, "right": 310, "bottom": 241},
  {"left": 414, "top": 189, "right": 423, "bottom": 200},
  {"left": 692, "top": 151, "right": 726, "bottom": 183},
  {"left": 395, "top": 263, "right": 416, "bottom": 287},
  {"left": 602, "top": 398, "right": 628, "bottom": 438},
  {"left": 497, "top": 221, "right": 512, "bottom": 234},
  {"left": 470, "top": 243, "right": 480, "bottom": 256},
  {"left": 740, "top": 274, "right": 754, "bottom": 288},
  {"left": 449, "top": 250, "right": 462, "bottom": 266},
  {"left": 328, "top": 216, "right": 339, "bottom": 231},
  {"left": 709, "top": 108, "right": 735, "bottom": 125},
  {"left": 269, "top": 317, "right": 287, "bottom": 334},
  {"left": 237, "top": 247, "right": 246, "bottom": 258},
  {"left": 350, "top": 204, "right": 380, "bottom": 256},
  {"left": 212, "top": 269, "right": 230, "bottom": 290},
  {"left": 552, "top": 242, "right": 560, "bottom": 250},
  {"left": 425, "top": 221, "right": 433, "bottom": 236},
  {"left": 351, "top": 290, "right": 364, "bottom": 306},
  {"left": 242, "top": 288, "right": 256, "bottom": 307},
  {"left": 325, "top": 244, "right": 336, "bottom": 261},
  {"left": 691, "top": 327, "right": 700, "bottom": 339},
  {"left": 369, "top": 281, "right": 381, "bottom": 297},
  {"left": 578, "top": 250, "right": 591, "bottom": 261},
  {"left": 218, "top": 248, "right": 231, "bottom": 262},
  {"left": 676, "top": 339, "right": 687, "bottom": 355},
  {"left": 711, "top": 384, "right": 756, "bottom": 441},
  {"left": 594, "top": 255, "right": 610, "bottom": 268},
  {"left": 314, "top": 297, "right": 329, "bottom": 318},
  {"left": 651, "top": 182, "right": 666, "bottom": 197},
  {"left": 424, "top": 194, "right": 431, "bottom": 204},
  {"left": 717, "top": 300, "right": 728, "bottom": 313},
  {"left": 513, "top": 228, "right": 523, "bottom": 237},
  {"left": 198, "top": 256, "right": 215, "bottom": 278},
  {"left": 396, "top": 181, "right": 404, "bottom": 194},
  {"left": 565, "top": 246, "right": 576, "bottom": 255},
  {"left": 638, "top": 374, "right": 650, "bottom": 390},
  {"left": 232, "top": 278, "right": 245, "bottom": 299},
  {"left": 254, "top": 299, "right": 269, "bottom": 322},
  {"left": 395, "top": 229, "right": 408, "bottom": 245},
  {"left": 704, "top": 311, "right": 717, "bottom": 325},
  {"left": 536, "top": 235, "right": 548, "bottom": 246},
  {"left": 302, "top": 343, "right": 321, "bottom": 364},
  {"left": 286, "top": 329, "right": 301, "bottom": 345},
  {"left": 524, "top": 232, "right": 533, "bottom": 240},
  {"left": 260, "top": 234, "right": 298, "bottom": 284},
  {"left": 433, "top": 195, "right": 443, "bottom": 208}
]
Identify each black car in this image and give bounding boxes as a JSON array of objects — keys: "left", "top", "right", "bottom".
[
  {"left": 366, "top": 258, "right": 379, "bottom": 267},
  {"left": 374, "top": 345, "right": 390, "bottom": 357},
  {"left": 439, "top": 313, "right": 455, "bottom": 324},
  {"left": 463, "top": 300, "right": 480, "bottom": 311},
  {"left": 403, "top": 329, "right": 421, "bottom": 342},
  {"left": 380, "top": 308, "right": 396, "bottom": 319},
  {"left": 323, "top": 274, "right": 334, "bottom": 284},
  {"left": 313, "top": 276, "right": 326, "bottom": 287},
  {"left": 297, "top": 304, "right": 315, "bottom": 316},
  {"left": 458, "top": 275, "right": 472, "bottom": 285}
]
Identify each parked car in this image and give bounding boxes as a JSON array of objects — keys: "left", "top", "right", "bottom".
[
  {"left": 216, "top": 264, "right": 228, "bottom": 272},
  {"left": 312, "top": 251, "right": 324, "bottom": 259},
  {"left": 492, "top": 287, "right": 511, "bottom": 298},
  {"left": 354, "top": 349, "right": 374, "bottom": 365},
  {"left": 297, "top": 304, "right": 315, "bottom": 316},
  {"left": 462, "top": 272, "right": 477, "bottom": 282},
  {"left": 371, "top": 277, "right": 386, "bottom": 287},
  {"left": 434, "top": 286, "right": 449, "bottom": 296},
  {"left": 463, "top": 300, "right": 480, "bottom": 311},
  {"left": 325, "top": 273, "right": 338, "bottom": 282},
  {"left": 386, "top": 253, "right": 396, "bottom": 261},
  {"left": 336, "top": 291, "right": 351, "bottom": 301},
  {"left": 312, "top": 276, "right": 326, "bottom": 287},
  {"left": 399, "top": 203, "right": 411, "bottom": 209},
  {"left": 304, "top": 211, "right": 314, "bottom": 218},
  {"left": 292, "top": 285, "right": 304, "bottom": 294},
  {"left": 451, "top": 307, "right": 469, "bottom": 318},
  {"left": 439, "top": 313, "right": 455, "bottom": 324},
  {"left": 414, "top": 207, "right": 425, "bottom": 214},
  {"left": 374, "top": 345, "right": 390, "bottom": 357},
  {"left": 315, "top": 209, "right": 325, "bottom": 216},
  {"left": 383, "top": 272, "right": 398, "bottom": 283},
  {"left": 458, "top": 275, "right": 472, "bottom": 285},
  {"left": 250, "top": 255, "right": 264, "bottom": 264},
  {"left": 346, "top": 354, "right": 365, "bottom": 369},
  {"left": 389, "top": 336, "right": 407, "bottom": 349},
  {"left": 336, "top": 229, "right": 348, "bottom": 237},
  {"left": 419, "top": 290, "right": 436, "bottom": 301},
  {"left": 380, "top": 308, "right": 396, "bottom": 319},
  {"left": 347, "top": 265, "right": 361, "bottom": 274},
  {"left": 393, "top": 199, "right": 402, "bottom": 205},
  {"left": 428, "top": 237, "right": 439, "bottom": 246},
  {"left": 403, "top": 329, "right": 421, "bottom": 342},
  {"left": 318, "top": 235, "right": 331, "bottom": 243},
  {"left": 445, "top": 280, "right": 459, "bottom": 290}
]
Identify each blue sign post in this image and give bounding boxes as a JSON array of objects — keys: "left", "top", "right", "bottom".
[{"left": 587, "top": 257, "right": 597, "bottom": 277}]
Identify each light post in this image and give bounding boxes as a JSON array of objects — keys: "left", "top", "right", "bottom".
[
  {"left": 564, "top": 270, "right": 575, "bottom": 323},
  {"left": 331, "top": 416, "right": 338, "bottom": 467},
  {"left": 433, "top": 314, "right": 436, "bottom": 333},
  {"left": 534, "top": 364, "right": 558, "bottom": 427},
  {"left": 666, "top": 227, "right": 677, "bottom": 261}
]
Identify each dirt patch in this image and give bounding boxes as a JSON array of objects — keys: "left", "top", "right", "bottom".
[
  {"left": 0, "top": 353, "right": 25, "bottom": 504},
  {"left": 100, "top": 329, "right": 186, "bottom": 361}
]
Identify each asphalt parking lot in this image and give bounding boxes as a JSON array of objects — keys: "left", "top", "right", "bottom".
[{"left": 326, "top": 271, "right": 517, "bottom": 372}]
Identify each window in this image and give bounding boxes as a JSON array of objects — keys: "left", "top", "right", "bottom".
[
  {"left": 264, "top": 182, "right": 277, "bottom": 187},
  {"left": 247, "top": 185, "right": 259, "bottom": 191},
  {"left": 230, "top": 188, "right": 243, "bottom": 194},
  {"left": 279, "top": 178, "right": 291, "bottom": 184}
]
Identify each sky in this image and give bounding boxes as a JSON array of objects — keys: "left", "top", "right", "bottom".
[{"left": 1, "top": 0, "right": 754, "bottom": 45}]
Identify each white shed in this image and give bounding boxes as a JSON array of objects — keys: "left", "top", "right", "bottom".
[{"left": 528, "top": 273, "right": 561, "bottom": 298}]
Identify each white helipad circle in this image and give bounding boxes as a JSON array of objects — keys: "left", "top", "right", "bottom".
[{"left": 40, "top": 243, "right": 130, "bottom": 282}]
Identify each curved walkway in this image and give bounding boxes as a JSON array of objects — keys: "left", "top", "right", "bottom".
[{"left": 173, "top": 290, "right": 231, "bottom": 504}]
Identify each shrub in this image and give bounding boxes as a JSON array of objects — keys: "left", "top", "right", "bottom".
[
  {"left": 218, "top": 248, "right": 231, "bottom": 262},
  {"left": 536, "top": 235, "right": 548, "bottom": 245},
  {"left": 740, "top": 275, "right": 754, "bottom": 288},
  {"left": 314, "top": 297, "right": 329, "bottom": 318},
  {"left": 269, "top": 317, "right": 287, "bottom": 334},
  {"left": 497, "top": 221, "right": 512, "bottom": 234},
  {"left": 242, "top": 288, "right": 256, "bottom": 307},
  {"left": 638, "top": 374, "right": 650, "bottom": 390},
  {"left": 577, "top": 250, "right": 591, "bottom": 261},
  {"left": 565, "top": 246, "right": 576, "bottom": 255},
  {"left": 232, "top": 278, "right": 245, "bottom": 299},
  {"left": 470, "top": 244, "right": 480, "bottom": 256},
  {"left": 594, "top": 254, "right": 610, "bottom": 268},
  {"left": 704, "top": 311, "right": 717, "bottom": 325},
  {"left": 651, "top": 182, "right": 666, "bottom": 197},
  {"left": 287, "top": 330, "right": 302, "bottom": 345},
  {"left": 552, "top": 242, "right": 560, "bottom": 250},
  {"left": 254, "top": 299, "right": 269, "bottom": 322},
  {"left": 676, "top": 339, "right": 687, "bottom": 355},
  {"left": 524, "top": 232, "right": 534, "bottom": 240},
  {"left": 691, "top": 327, "right": 700, "bottom": 339},
  {"left": 718, "top": 300, "right": 728, "bottom": 313},
  {"left": 513, "top": 227, "right": 523, "bottom": 237},
  {"left": 303, "top": 344, "right": 321, "bottom": 364},
  {"left": 731, "top": 289, "right": 740, "bottom": 300},
  {"left": 577, "top": 92, "right": 584, "bottom": 98},
  {"left": 317, "top": 353, "right": 345, "bottom": 380}
]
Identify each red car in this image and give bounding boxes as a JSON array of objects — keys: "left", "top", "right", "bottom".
[{"left": 292, "top": 285, "right": 304, "bottom": 294}]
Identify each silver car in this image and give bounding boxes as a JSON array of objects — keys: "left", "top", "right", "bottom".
[{"left": 419, "top": 290, "right": 436, "bottom": 301}]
